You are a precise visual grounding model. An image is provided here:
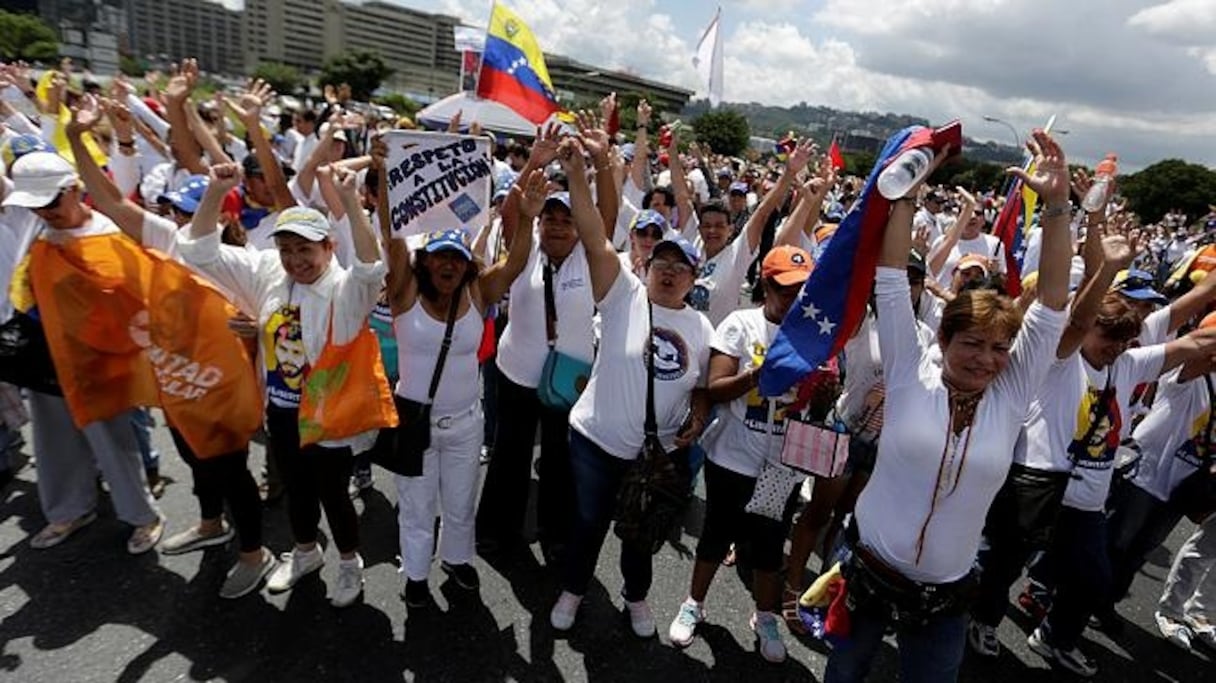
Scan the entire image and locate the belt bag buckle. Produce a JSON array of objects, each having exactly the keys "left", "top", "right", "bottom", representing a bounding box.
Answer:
[{"left": 435, "top": 415, "right": 453, "bottom": 429}]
